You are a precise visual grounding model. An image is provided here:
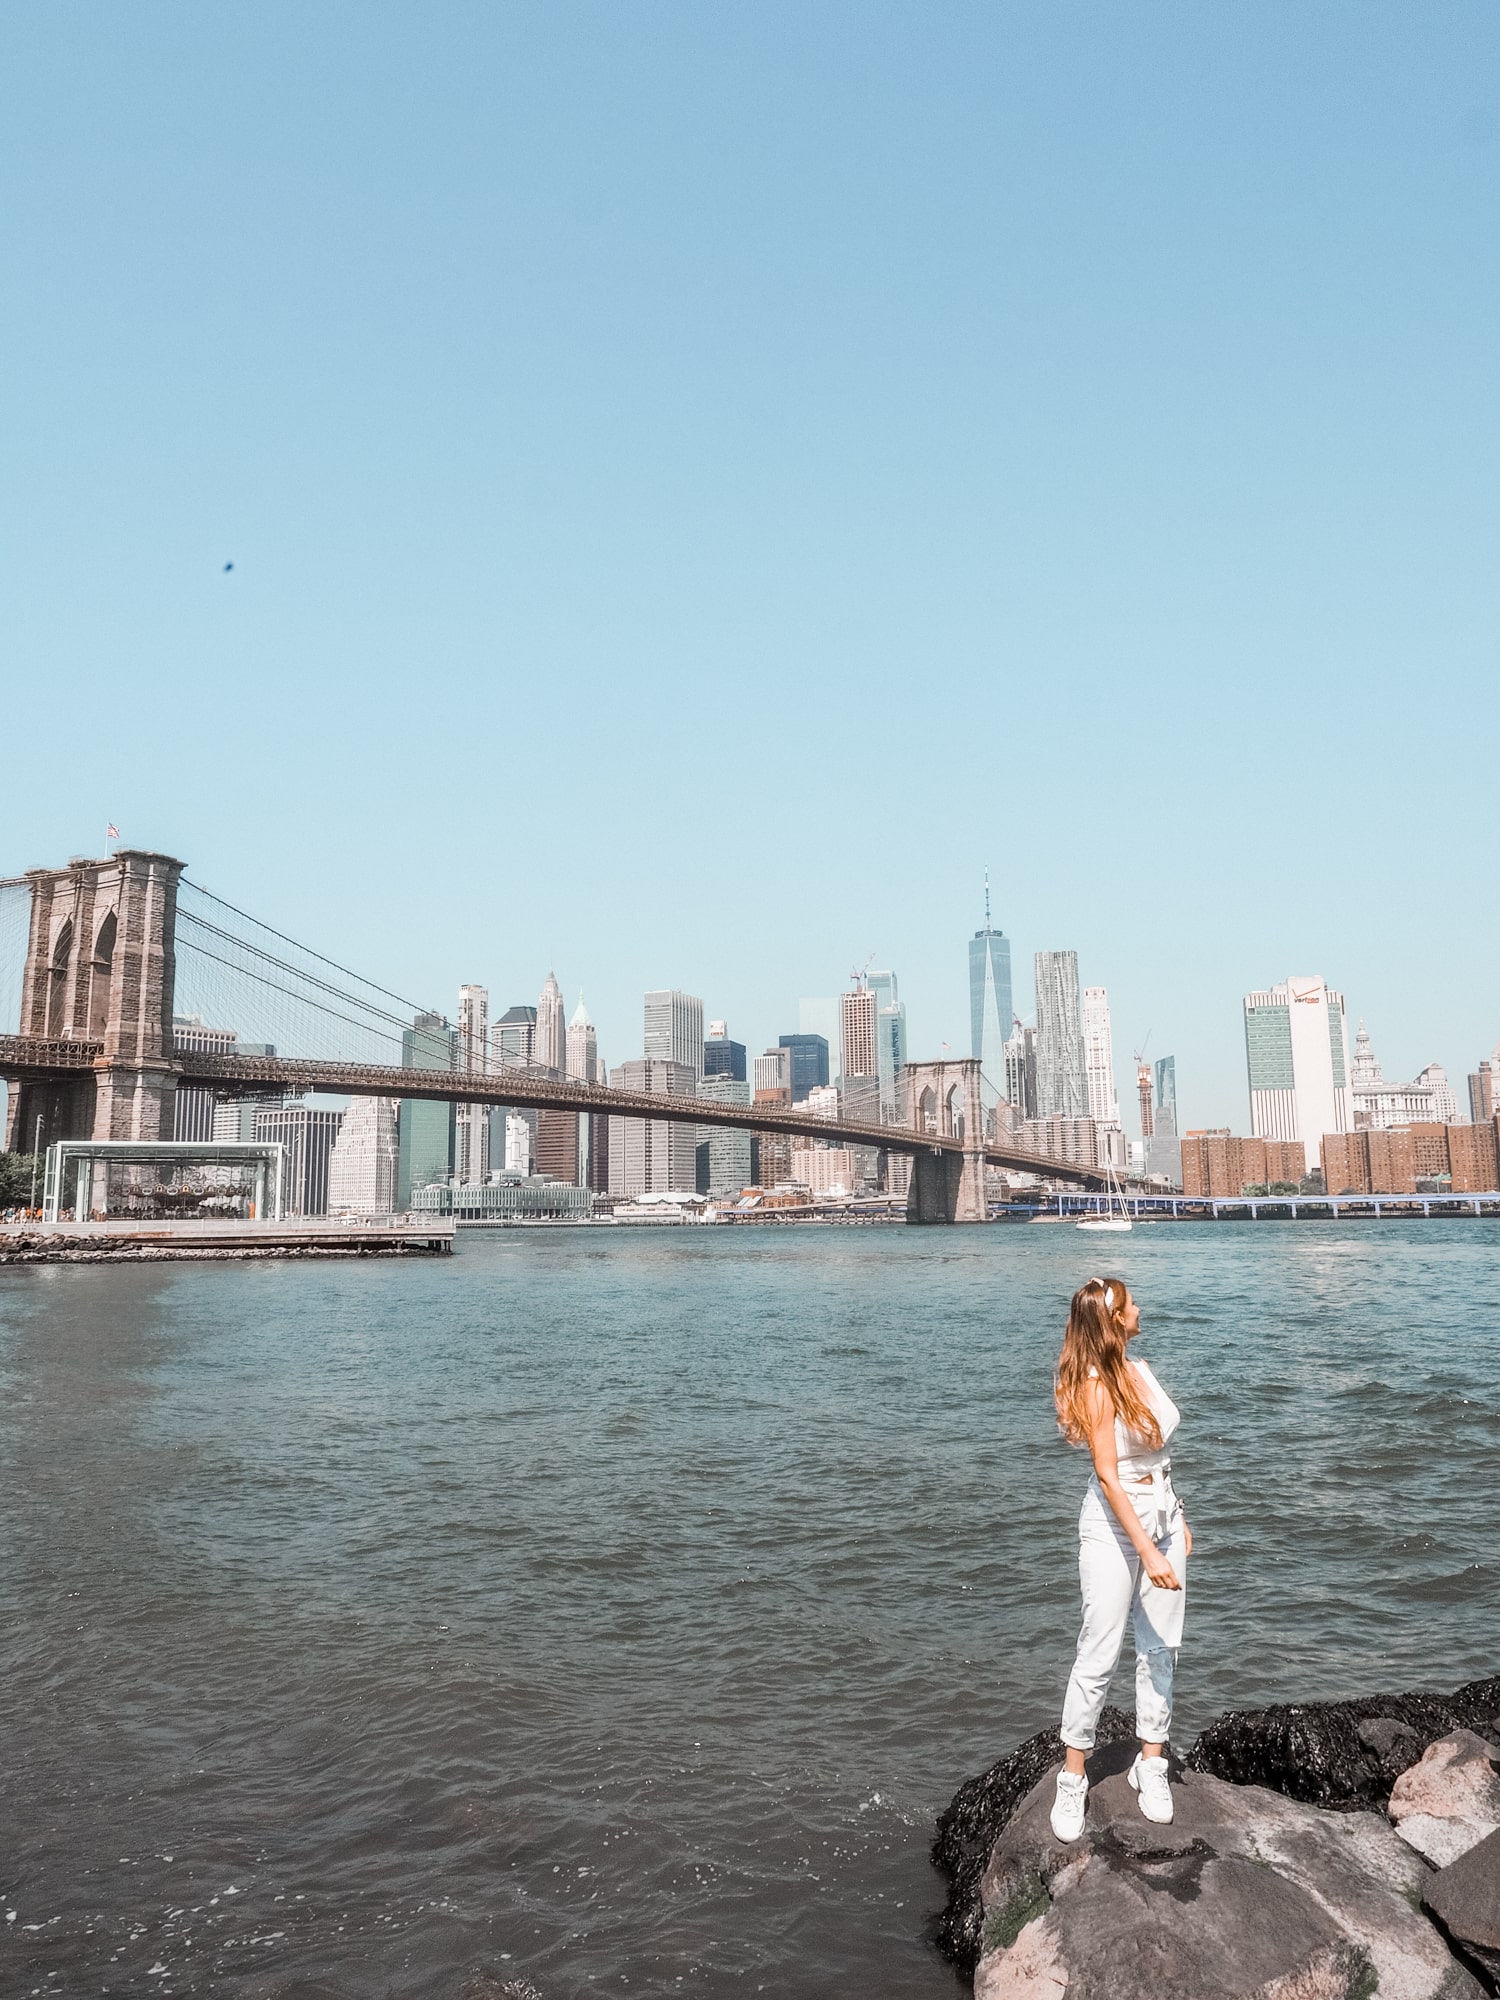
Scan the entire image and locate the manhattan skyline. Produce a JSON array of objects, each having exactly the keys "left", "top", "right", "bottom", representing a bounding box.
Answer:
[{"left": 3, "top": 5, "right": 1497, "bottom": 1128}]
